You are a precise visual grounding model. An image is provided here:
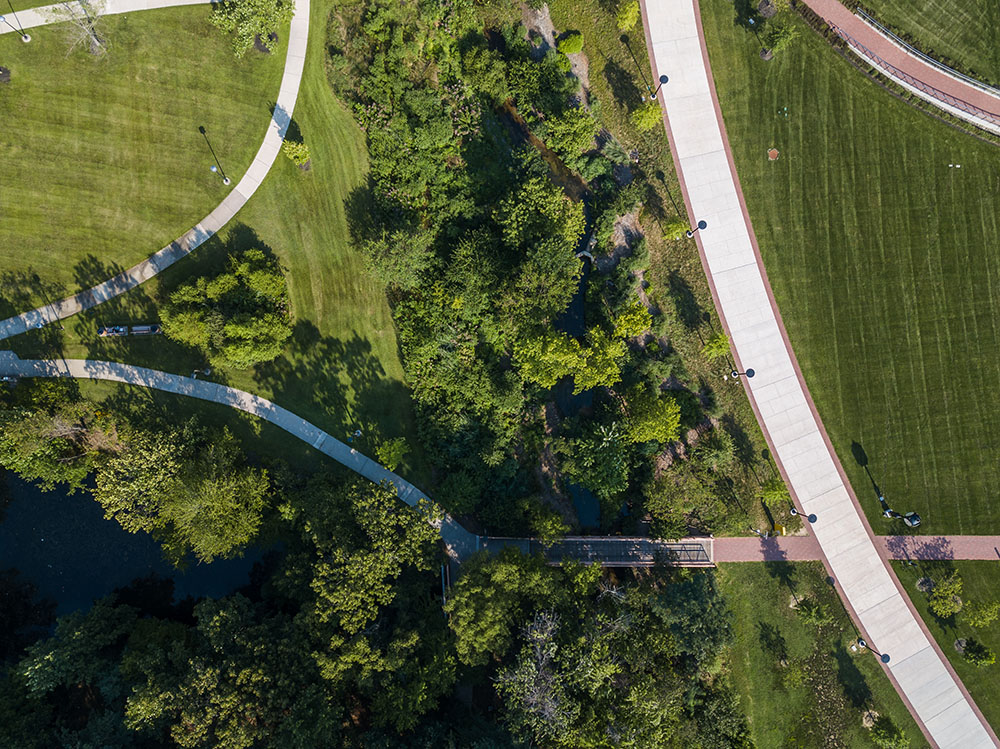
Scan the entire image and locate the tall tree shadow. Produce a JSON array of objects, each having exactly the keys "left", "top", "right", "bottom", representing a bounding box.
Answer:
[
  {"left": 603, "top": 58, "right": 644, "bottom": 110},
  {"left": 757, "top": 620, "right": 788, "bottom": 662},
  {"left": 832, "top": 643, "right": 872, "bottom": 709},
  {"left": 0, "top": 270, "right": 67, "bottom": 357},
  {"left": 667, "top": 270, "right": 704, "bottom": 331}
]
